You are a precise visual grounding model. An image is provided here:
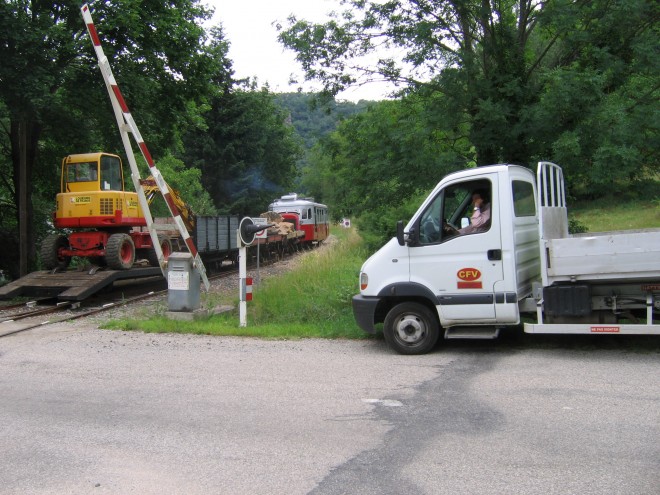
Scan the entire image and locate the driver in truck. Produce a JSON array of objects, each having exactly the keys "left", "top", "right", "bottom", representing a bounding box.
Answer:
[{"left": 444, "top": 189, "right": 491, "bottom": 236}]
